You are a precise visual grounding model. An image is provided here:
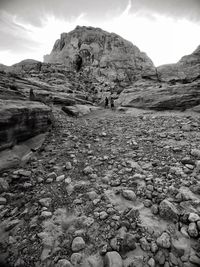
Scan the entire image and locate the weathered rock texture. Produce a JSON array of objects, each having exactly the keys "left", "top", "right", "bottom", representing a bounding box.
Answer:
[
  {"left": 157, "top": 45, "right": 200, "bottom": 82},
  {"left": 117, "top": 45, "right": 200, "bottom": 110},
  {"left": 44, "top": 26, "right": 156, "bottom": 86},
  {"left": 0, "top": 100, "right": 52, "bottom": 151},
  {"left": 117, "top": 79, "right": 200, "bottom": 110}
]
